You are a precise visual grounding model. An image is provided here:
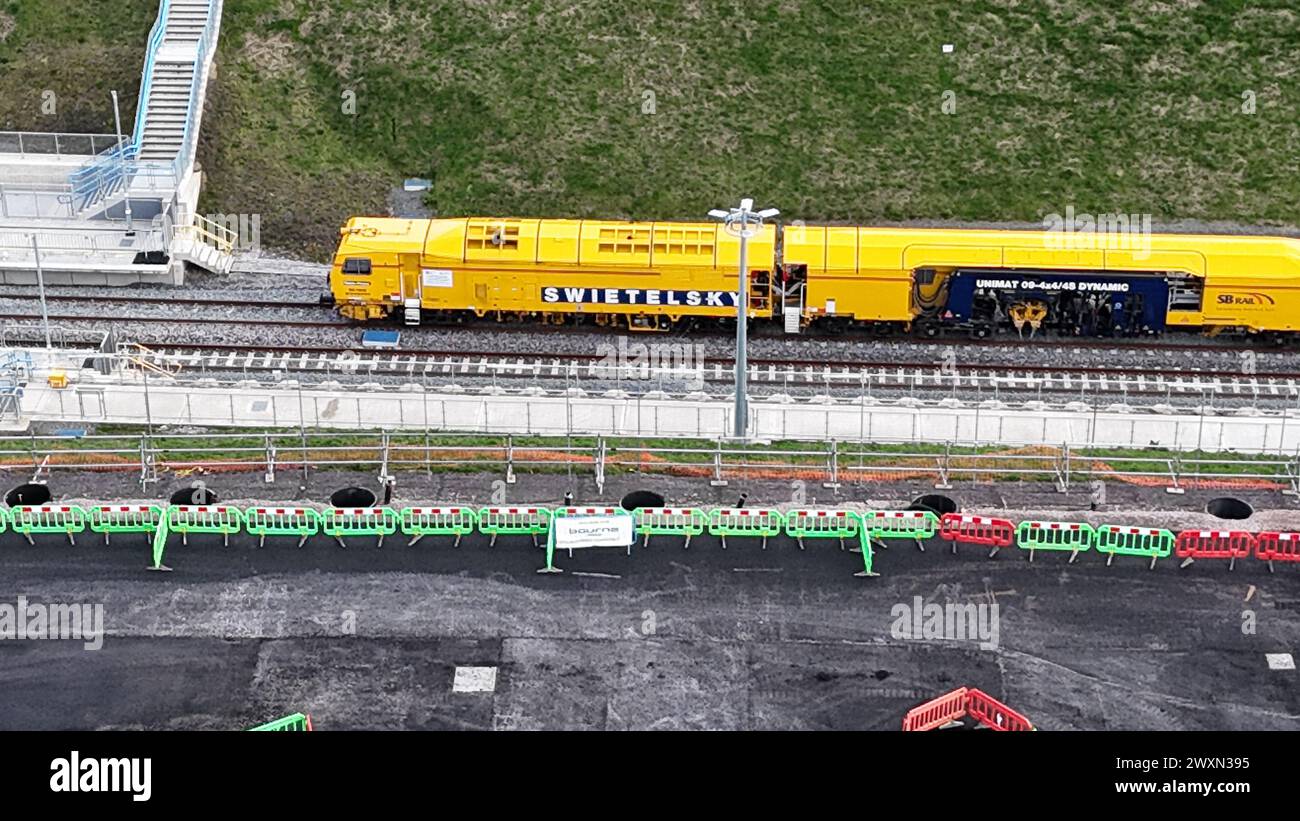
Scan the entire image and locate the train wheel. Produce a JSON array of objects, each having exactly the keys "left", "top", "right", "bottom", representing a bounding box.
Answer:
[{"left": 971, "top": 323, "right": 991, "bottom": 340}]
